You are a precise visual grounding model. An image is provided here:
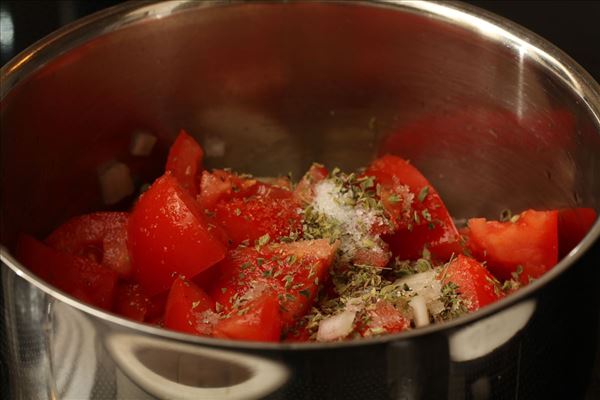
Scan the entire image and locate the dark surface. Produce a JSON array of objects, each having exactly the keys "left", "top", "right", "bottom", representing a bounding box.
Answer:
[{"left": 0, "top": 1, "right": 598, "bottom": 399}]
